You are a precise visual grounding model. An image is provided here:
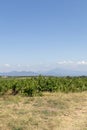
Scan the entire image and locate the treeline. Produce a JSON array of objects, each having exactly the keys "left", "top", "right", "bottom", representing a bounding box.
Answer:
[{"left": 0, "top": 76, "right": 87, "bottom": 96}]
